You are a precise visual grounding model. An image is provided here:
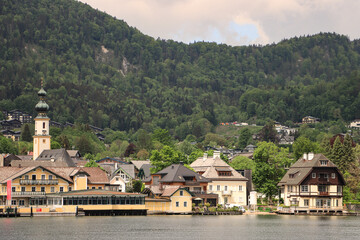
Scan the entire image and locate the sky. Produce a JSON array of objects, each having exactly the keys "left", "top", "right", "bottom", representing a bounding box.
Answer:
[{"left": 79, "top": 0, "right": 360, "bottom": 46}]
